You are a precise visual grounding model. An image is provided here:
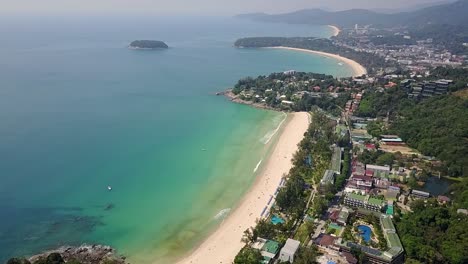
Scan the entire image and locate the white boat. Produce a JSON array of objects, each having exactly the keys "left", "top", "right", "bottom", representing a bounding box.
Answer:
[{"left": 107, "top": 186, "right": 112, "bottom": 191}]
